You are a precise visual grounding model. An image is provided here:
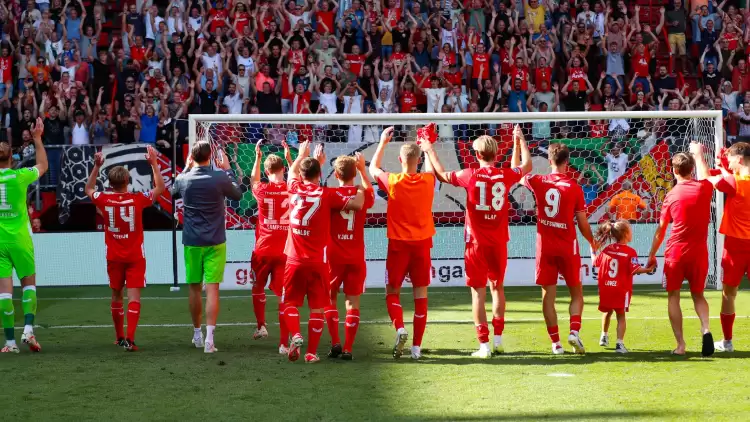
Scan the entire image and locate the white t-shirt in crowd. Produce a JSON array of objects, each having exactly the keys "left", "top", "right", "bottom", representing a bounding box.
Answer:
[{"left": 605, "top": 152, "right": 628, "bottom": 185}]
